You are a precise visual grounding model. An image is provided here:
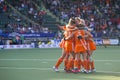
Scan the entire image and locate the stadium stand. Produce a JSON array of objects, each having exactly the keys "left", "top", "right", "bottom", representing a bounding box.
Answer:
[
  {"left": 4, "top": 0, "right": 60, "bottom": 32},
  {"left": 0, "top": 0, "right": 120, "bottom": 46},
  {"left": 42, "top": 0, "right": 120, "bottom": 38}
]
